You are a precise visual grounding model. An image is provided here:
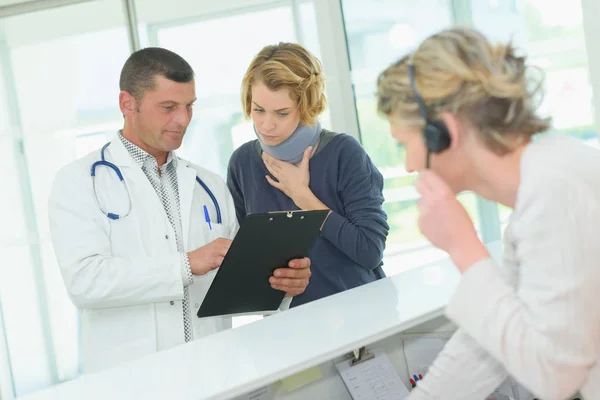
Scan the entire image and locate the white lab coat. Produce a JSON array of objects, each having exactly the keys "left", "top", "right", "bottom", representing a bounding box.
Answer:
[{"left": 48, "top": 137, "right": 285, "bottom": 374}]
